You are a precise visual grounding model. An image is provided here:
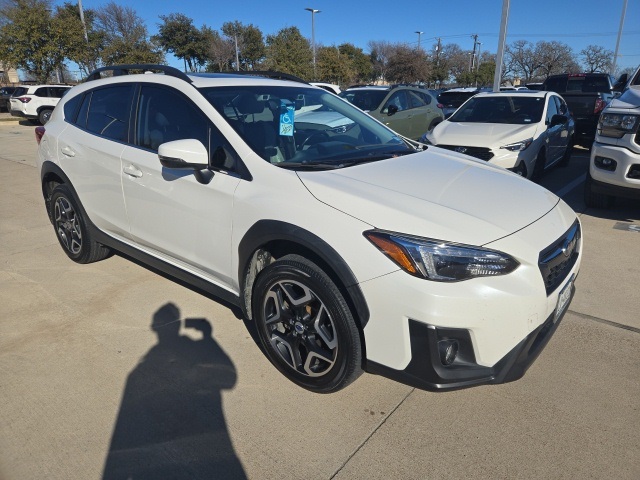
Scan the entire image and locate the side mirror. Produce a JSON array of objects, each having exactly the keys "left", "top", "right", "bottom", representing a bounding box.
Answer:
[
  {"left": 613, "top": 73, "right": 628, "bottom": 92},
  {"left": 549, "top": 114, "right": 568, "bottom": 127},
  {"left": 158, "top": 139, "right": 209, "bottom": 170},
  {"left": 387, "top": 104, "right": 399, "bottom": 116}
]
